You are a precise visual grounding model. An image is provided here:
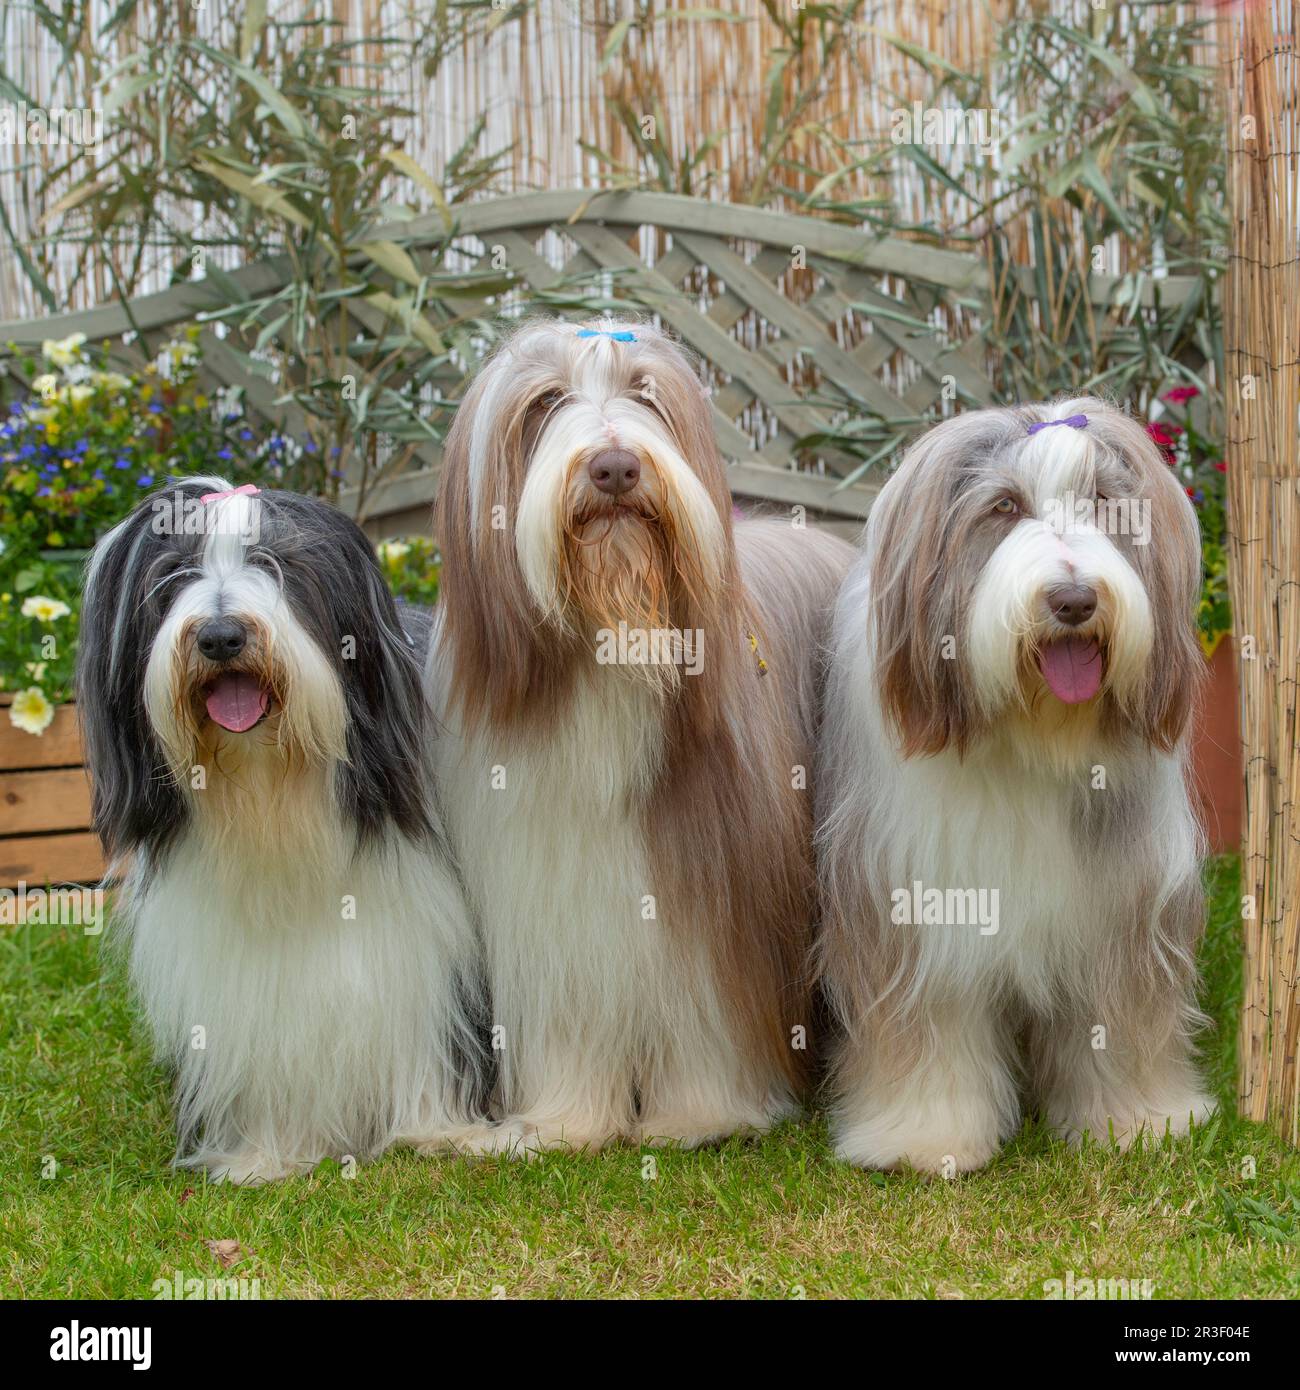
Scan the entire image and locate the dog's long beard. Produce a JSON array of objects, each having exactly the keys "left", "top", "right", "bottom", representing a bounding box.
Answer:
[
  {"left": 557, "top": 483, "right": 714, "bottom": 696},
  {"left": 155, "top": 621, "right": 349, "bottom": 874}
]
